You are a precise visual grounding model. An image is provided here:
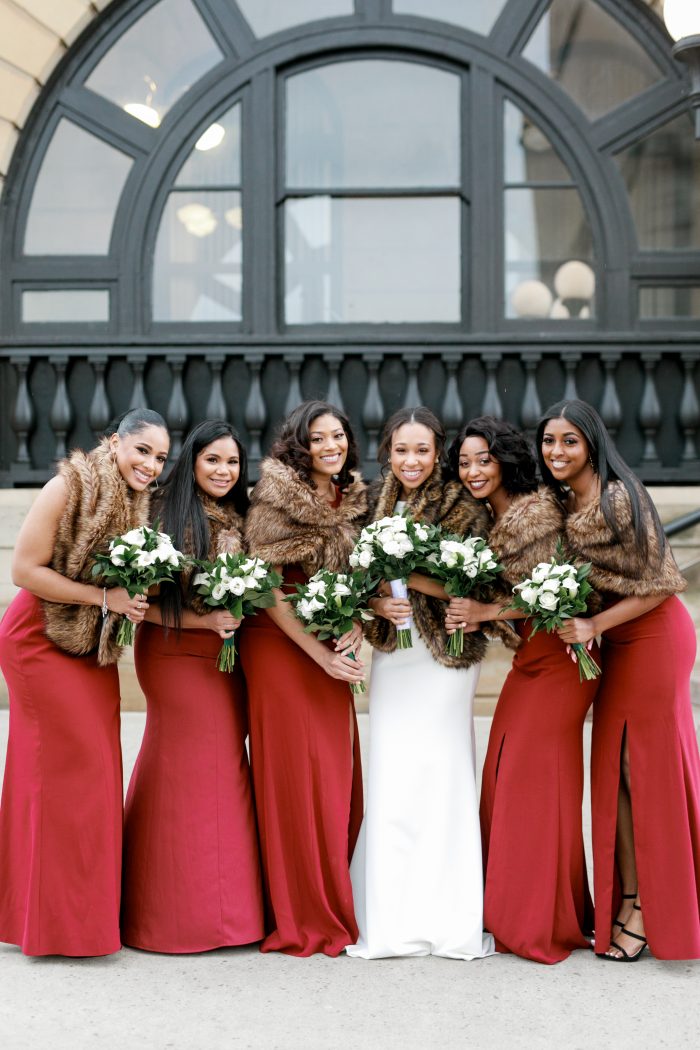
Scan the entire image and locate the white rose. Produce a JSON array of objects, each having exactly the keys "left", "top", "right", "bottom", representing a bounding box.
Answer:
[
  {"left": 135, "top": 550, "right": 158, "bottom": 567},
  {"left": 110, "top": 544, "right": 128, "bottom": 566},
  {"left": 226, "top": 577, "right": 245, "bottom": 596},
  {"left": 531, "top": 566, "right": 549, "bottom": 583},
  {"left": 541, "top": 579, "right": 561, "bottom": 593},
  {"left": 349, "top": 552, "right": 360, "bottom": 567},
  {"left": 333, "top": 583, "right": 351, "bottom": 596},
  {"left": 538, "top": 591, "right": 559, "bottom": 611},
  {"left": 212, "top": 582, "right": 227, "bottom": 601},
  {"left": 253, "top": 563, "right": 268, "bottom": 579},
  {"left": 382, "top": 540, "right": 401, "bottom": 556},
  {"left": 307, "top": 580, "right": 327, "bottom": 596},
  {"left": 414, "top": 524, "right": 428, "bottom": 541},
  {"left": 240, "top": 575, "right": 259, "bottom": 590},
  {"left": 519, "top": 585, "right": 539, "bottom": 607},
  {"left": 465, "top": 564, "right": 478, "bottom": 579},
  {"left": 297, "top": 598, "right": 314, "bottom": 621},
  {"left": 307, "top": 595, "right": 325, "bottom": 613},
  {"left": 358, "top": 549, "right": 373, "bottom": 568},
  {"left": 563, "top": 578, "right": 579, "bottom": 595},
  {"left": 192, "top": 572, "right": 209, "bottom": 587},
  {"left": 239, "top": 558, "right": 255, "bottom": 572},
  {"left": 121, "top": 528, "right": 147, "bottom": 548}
]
